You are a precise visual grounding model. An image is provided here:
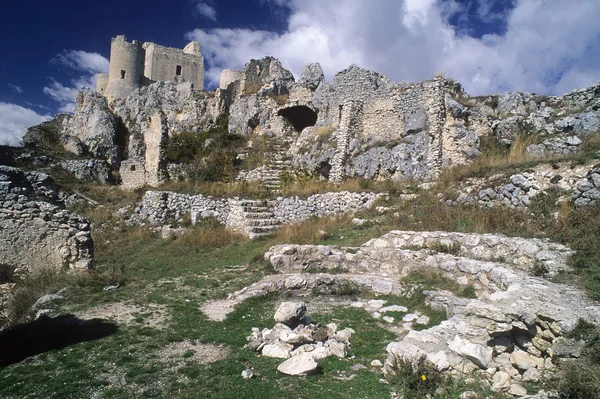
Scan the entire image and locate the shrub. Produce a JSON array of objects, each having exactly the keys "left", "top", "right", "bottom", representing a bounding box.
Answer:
[
  {"left": 557, "top": 364, "right": 600, "bottom": 399},
  {"left": 387, "top": 355, "right": 443, "bottom": 399}
]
